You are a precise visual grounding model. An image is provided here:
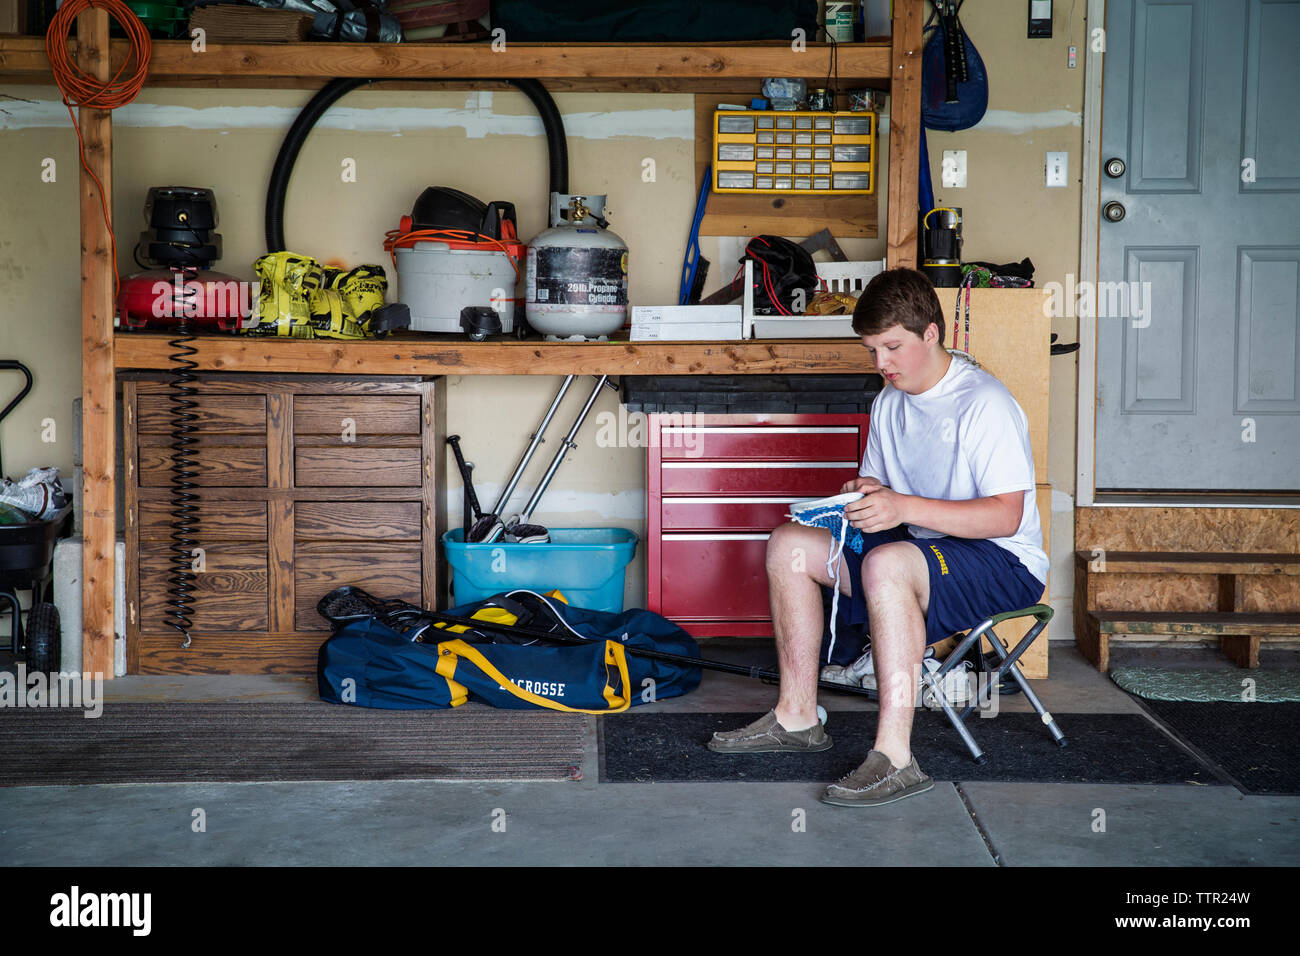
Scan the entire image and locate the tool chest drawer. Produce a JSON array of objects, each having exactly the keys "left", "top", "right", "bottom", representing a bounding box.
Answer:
[
  {"left": 660, "top": 497, "right": 808, "bottom": 532},
  {"left": 659, "top": 460, "right": 859, "bottom": 495},
  {"left": 658, "top": 425, "right": 861, "bottom": 461},
  {"left": 123, "top": 374, "right": 447, "bottom": 675},
  {"left": 647, "top": 412, "right": 870, "bottom": 638}
]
